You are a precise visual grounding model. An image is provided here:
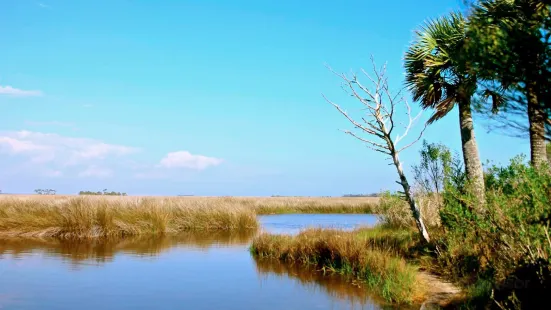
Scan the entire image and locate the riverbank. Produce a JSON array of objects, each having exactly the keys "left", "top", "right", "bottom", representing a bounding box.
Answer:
[
  {"left": 250, "top": 226, "right": 463, "bottom": 307},
  {"left": 0, "top": 195, "right": 378, "bottom": 239}
]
